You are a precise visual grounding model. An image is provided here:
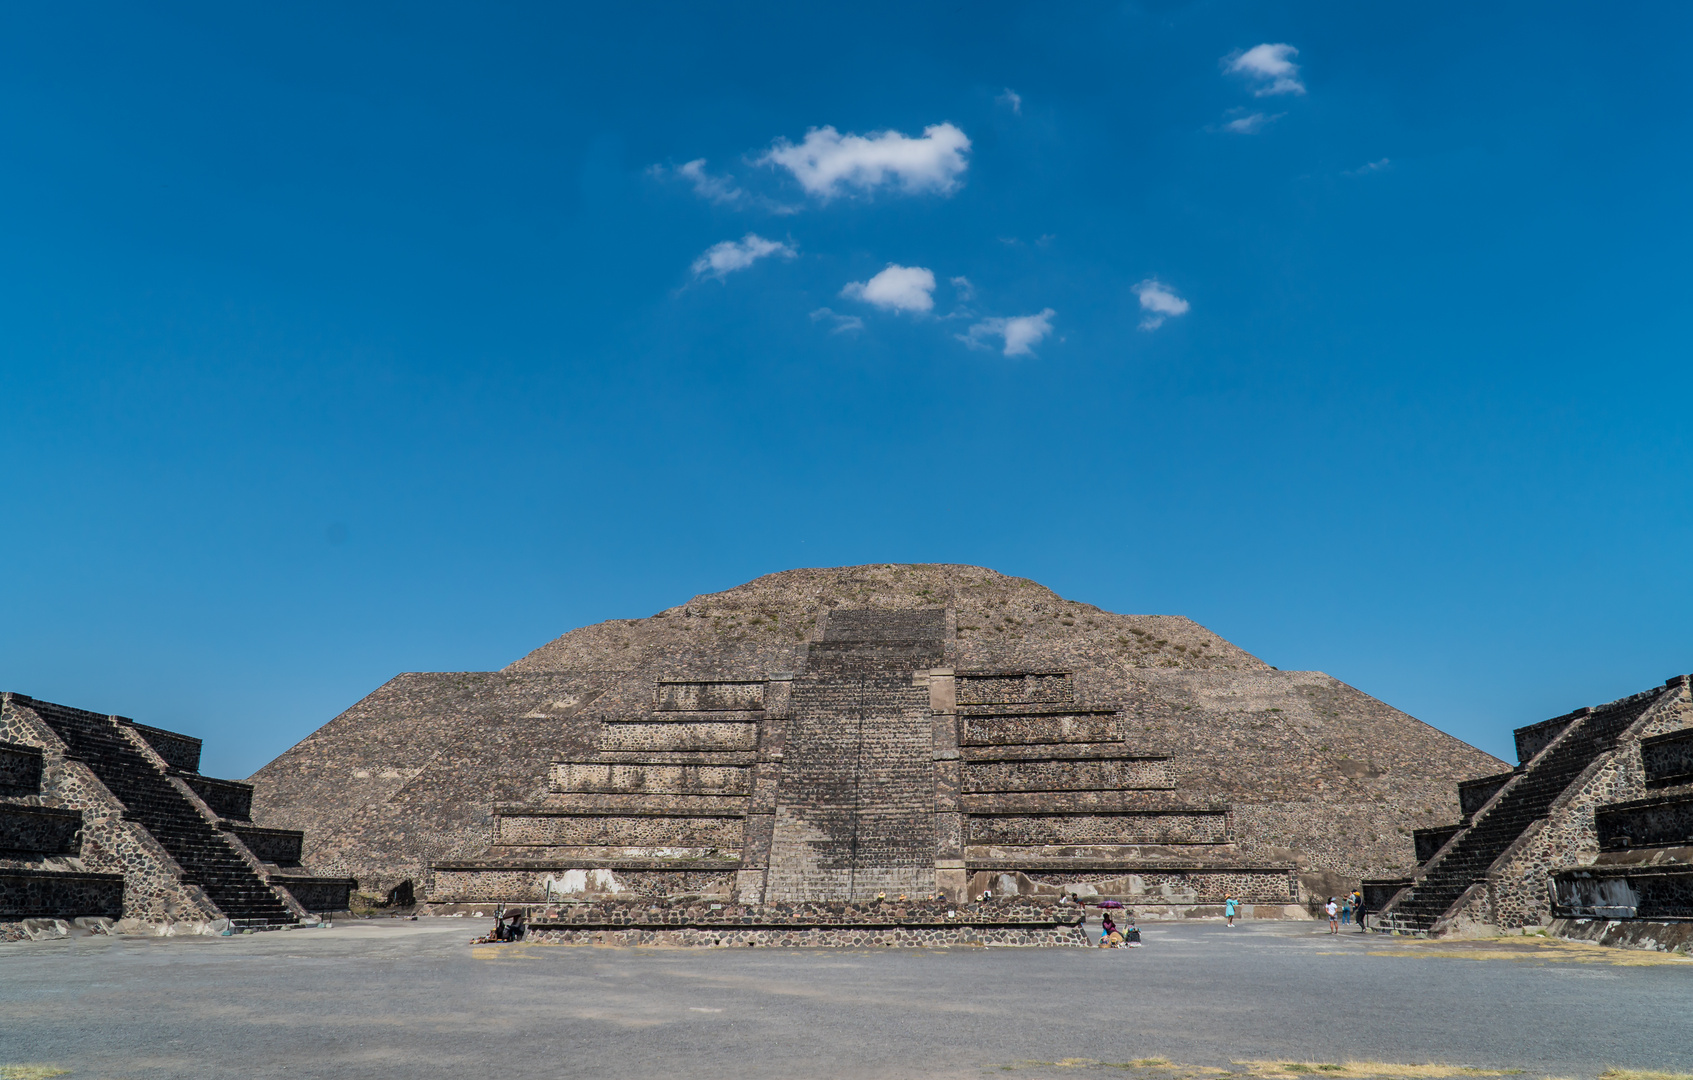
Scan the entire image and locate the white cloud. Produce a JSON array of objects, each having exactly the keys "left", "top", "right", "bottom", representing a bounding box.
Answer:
[
  {"left": 1133, "top": 280, "right": 1190, "bottom": 330},
  {"left": 1346, "top": 158, "right": 1392, "bottom": 176},
  {"left": 841, "top": 264, "right": 937, "bottom": 313},
  {"left": 960, "top": 309, "right": 1056, "bottom": 357},
  {"left": 809, "top": 307, "right": 864, "bottom": 334},
  {"left": 761, "top": 123, "right": 971, "bottom": 199},
  {"left": 690, "top": 234, "right": 796, "bottom": 280},
  {"left": 1220, "top": 110, "right": 1283, "bottom": 134},
  {"left": 676, "top": 159, "right": 743, "bottom": 204},
  {"left": 950, "top": 276, "right": 975, "bottom": 301},
  {"left": 996, "top": 88, "right": 1023, "bottom": 115},
  {"left": 1225, "top": 43, "right": 1306, "bottom": 97}
]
